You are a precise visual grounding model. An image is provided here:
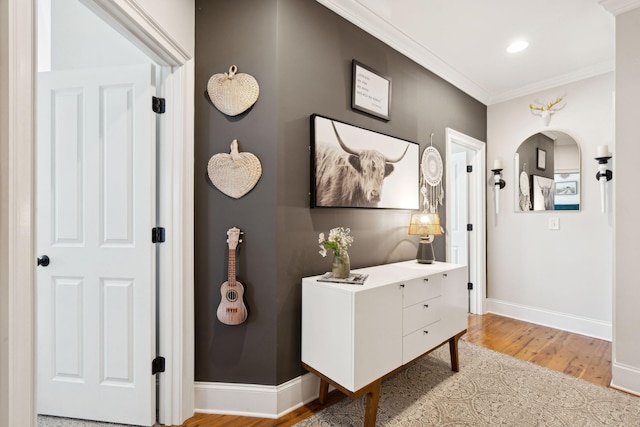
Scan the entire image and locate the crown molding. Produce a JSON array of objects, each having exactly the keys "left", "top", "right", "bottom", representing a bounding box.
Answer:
[
  {"left": 598, "top": 0, "right": 640, "bottom": 15},
  {"left": 80, "top": 0, "right": 192, "bottom": 66},
  {"left": 317, "top": 0, "right": 618, "bottom": 105},
  {"left": 315, "top": 0, "right": 491, "bottom": 104},
  {"left": 488, "top": 60, "right": 615, "bottom": 105}
]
